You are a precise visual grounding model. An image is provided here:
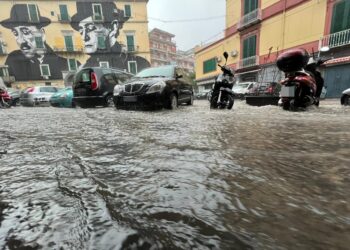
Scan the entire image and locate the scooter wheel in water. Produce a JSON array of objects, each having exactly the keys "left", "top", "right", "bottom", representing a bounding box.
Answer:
[
  {"left": 227, "top": 96, "right": 234, "bottom": 110},
  {"left": 210, "top": 95, "right": 219, "bottom": 109}
]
